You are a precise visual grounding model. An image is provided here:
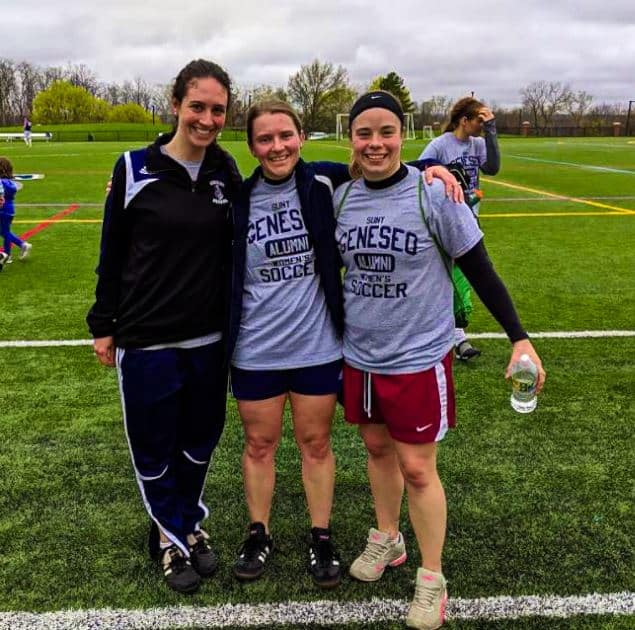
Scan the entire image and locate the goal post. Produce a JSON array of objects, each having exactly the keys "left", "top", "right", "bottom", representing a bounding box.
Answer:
[
  {"left": 336, "top": 112, "right": 416, "bottom": 140},
  {"left": 335, "top": 113, "right": 349, "bottom": 140},
  {"left": 404, "top": 113, "right": 415, "bottom": 140},
  {"left": 422, "top": 125, "right": 434, "bottom": 139}
]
